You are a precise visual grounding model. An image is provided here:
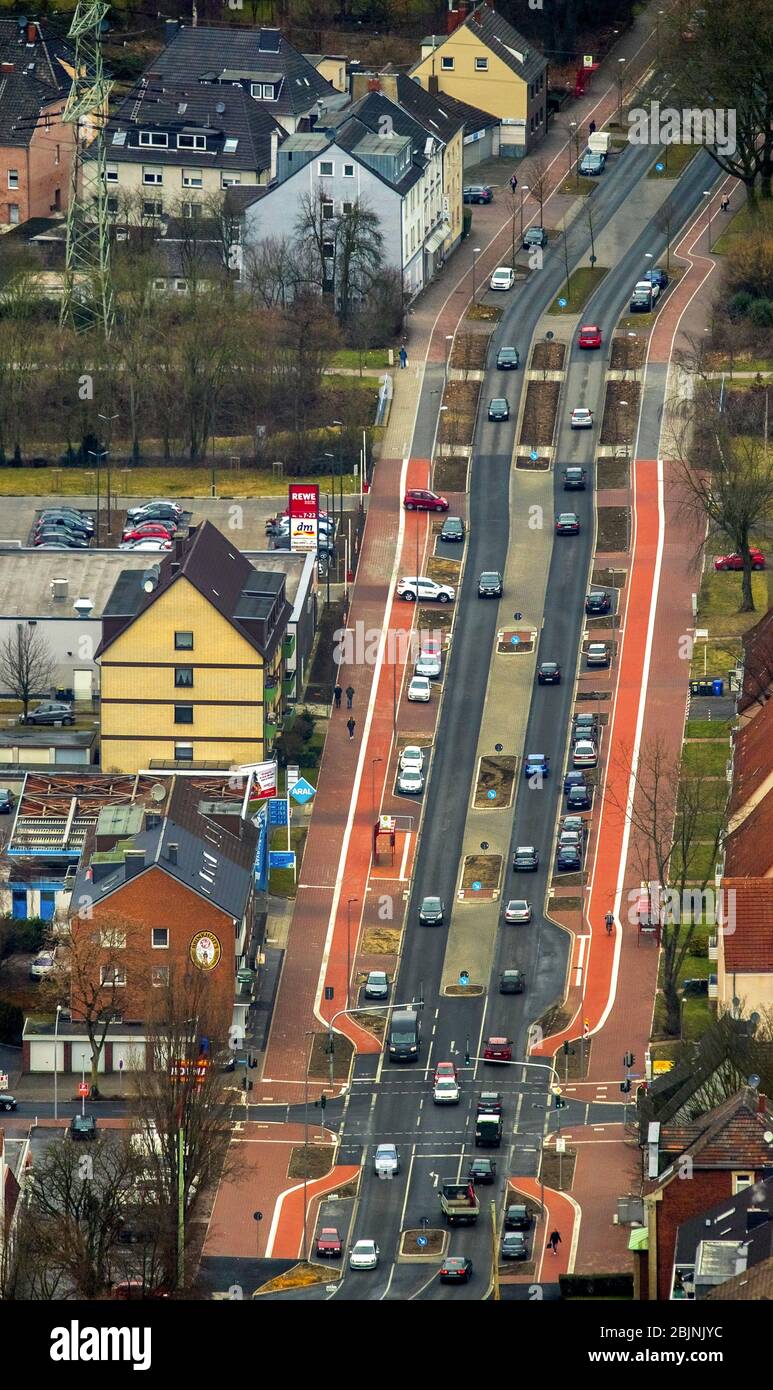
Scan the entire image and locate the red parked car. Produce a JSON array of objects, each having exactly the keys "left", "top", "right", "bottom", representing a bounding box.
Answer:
[
  {"left": 578, "top": 324, "right": 602, "bottom": 349},
  {"left": 403, "top": 488, "right": 449, "bottom": 512},
  {"left": 315, "top": 1226, "right": 342, "bottom": 1258},
  {"left": 121, "top": 524, "right": 177, "bottom": 543},
  {"left": 714, "top": 549, "right": 766, "bottom": 571},
  {"left": 483, "top": 1037, "right": 512, "bottom": 1063}
]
